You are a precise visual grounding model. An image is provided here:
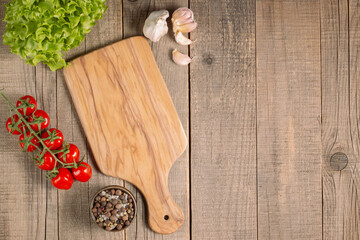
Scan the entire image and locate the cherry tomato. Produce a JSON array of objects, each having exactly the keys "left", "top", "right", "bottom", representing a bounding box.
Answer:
[
  {"left": 41, "top": 128, "right": 63, "bottom": 150},
  {"left": 51, "top": 168, "right": 74, "bottom": 190},
  {"left": 19, "top": 131, "right": 40, "bottom": 152},
  {"left": 72, "top": 162, "right": 92, "bottom": 182},
  {"left": 36, "top": 151, "right": 58, "bottom": 170},
  {"left": 16, "top": 95, "right": 37, "bottom": 116},
  {"left": 28, "top": 110, "right": 50, "bottom": 131},
  {"left": 58, "top": 143, "right": 80, "bottom": 164},
  {"left": 6, "top": 114, "right": 25, "bottom": 135}
]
